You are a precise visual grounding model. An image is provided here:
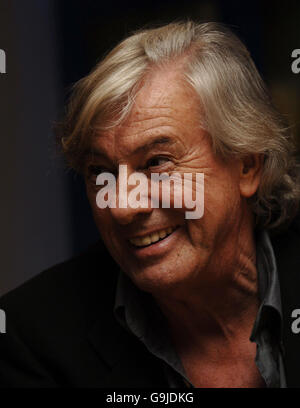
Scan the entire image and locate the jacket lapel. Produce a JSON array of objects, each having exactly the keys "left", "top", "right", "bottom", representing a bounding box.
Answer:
[
  {"left": 272, "top": 222, "right": 300, "bottom": 387},
  {"left": 88, "top": 315, "right": 167, "bottom": 387}
]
